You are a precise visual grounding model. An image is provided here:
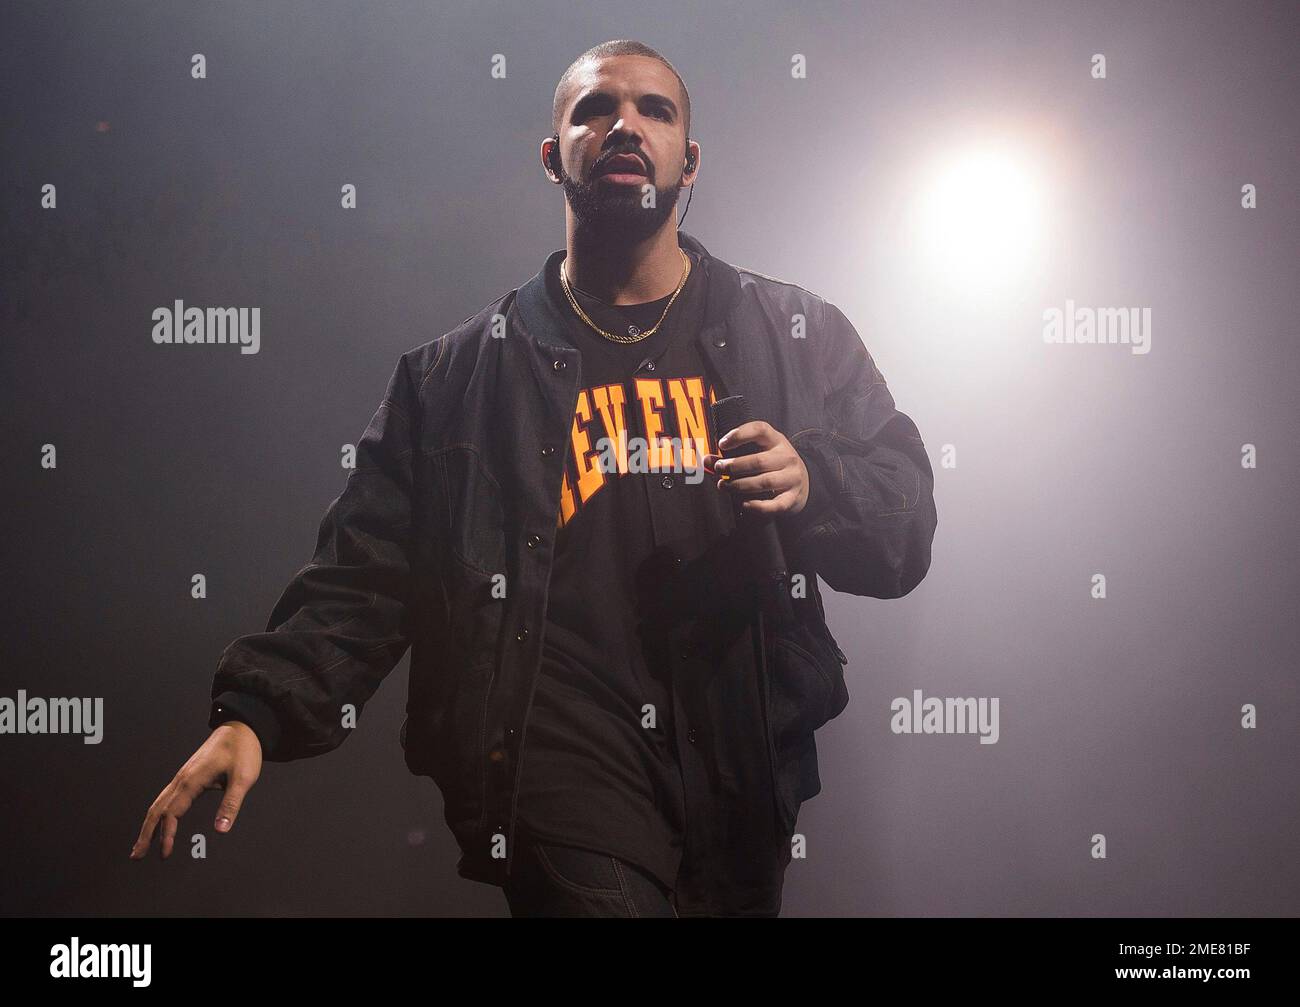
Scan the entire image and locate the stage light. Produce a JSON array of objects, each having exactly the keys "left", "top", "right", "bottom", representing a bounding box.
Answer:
[{"left": 913, "top": 144, "right": 1045, "bottom": 295}]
